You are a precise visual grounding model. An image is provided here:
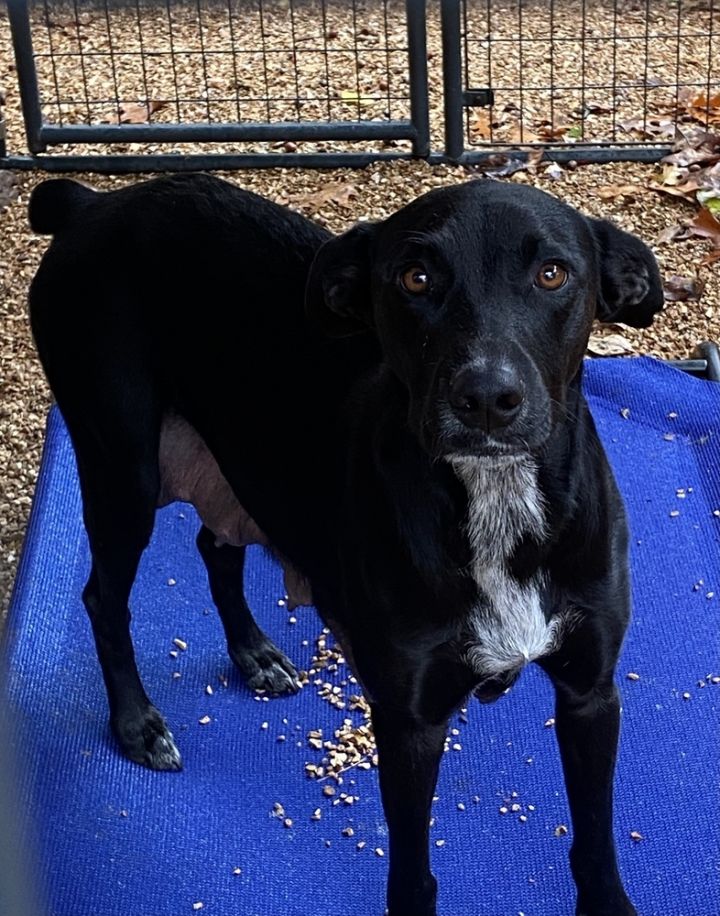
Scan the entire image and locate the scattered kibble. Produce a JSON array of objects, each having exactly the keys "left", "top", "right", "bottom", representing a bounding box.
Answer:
[
  {"left": 192, "top": 904, "right": 203, "bottom": 912},
  {"left": 375, "top": 848, "right": 384, "bottom": 857},
  {"left": 342, "top": 827, "right": 354, "bottom": 837},
  {"left": 173, "top": 638, "right": 187, "bottom": 651},
  {"left": 457, "top": 802, "right": 466, "bottom": 811},
  {"left": 283, "top": 818, "right": 293, "bottom": 828},
  {"left": 357, "top": 841, "right": 366, "bottom": 850},
  {"left": 630, "top": 831, "right": 644, "bottom": 842},
  {"left": 435, "top": 839, "right": 446, "bottom": 847},
  {"left": 626, "top": 672, "right": 640, "bottom": 681},
  {"left": 198, "top": 715, "right": 211, "bottom": 725},
  {"left": 544, "top": 717, "right": 555, "bottom": 728},
  {"left": 232, "top": 868, "right": 242, "bottom": 876},
  {"left": 555, "top": 825, "right": 568, "bottom": 837},
  {"left": 167, "top": 578, "right": 176, "bottom": 586},
  {"left": 620, "top": 407, "right": 631, "bottom": 419}
]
